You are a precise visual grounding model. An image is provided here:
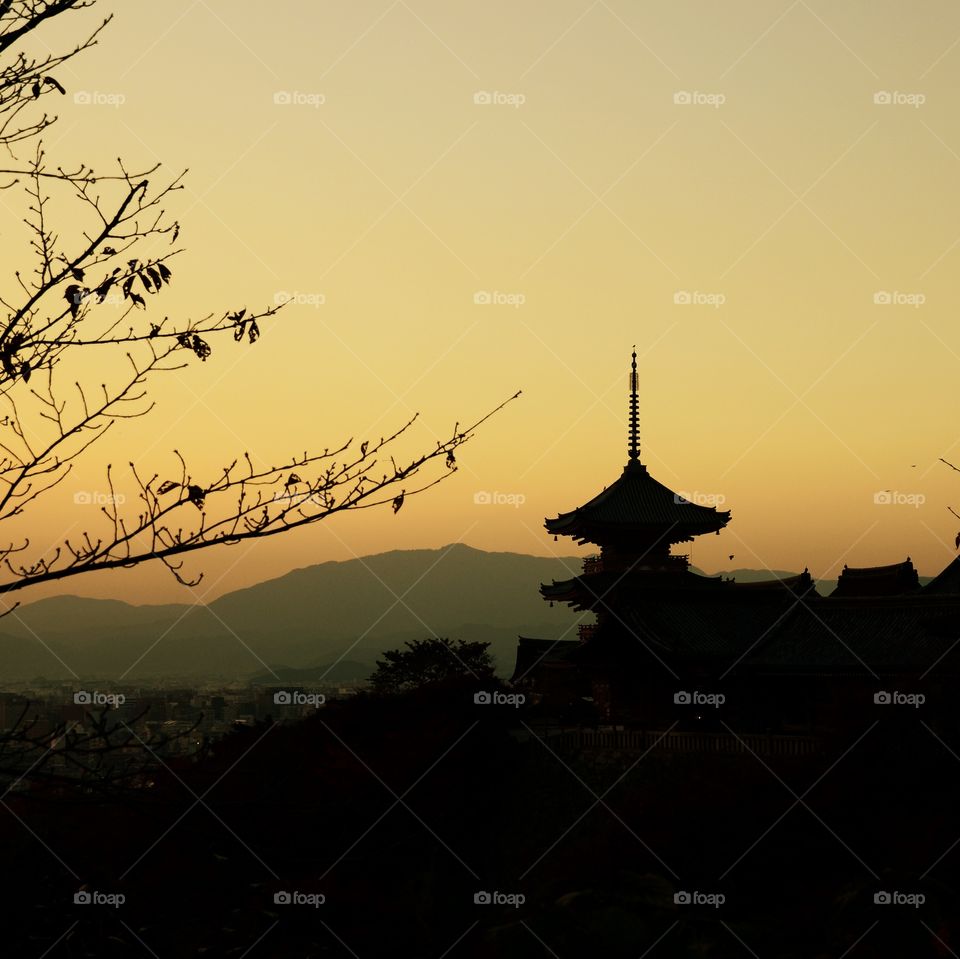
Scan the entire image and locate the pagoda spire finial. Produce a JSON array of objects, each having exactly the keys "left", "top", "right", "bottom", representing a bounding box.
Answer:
[{"left": 628, "top": 346, "right": 640, "bottom": 462}]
